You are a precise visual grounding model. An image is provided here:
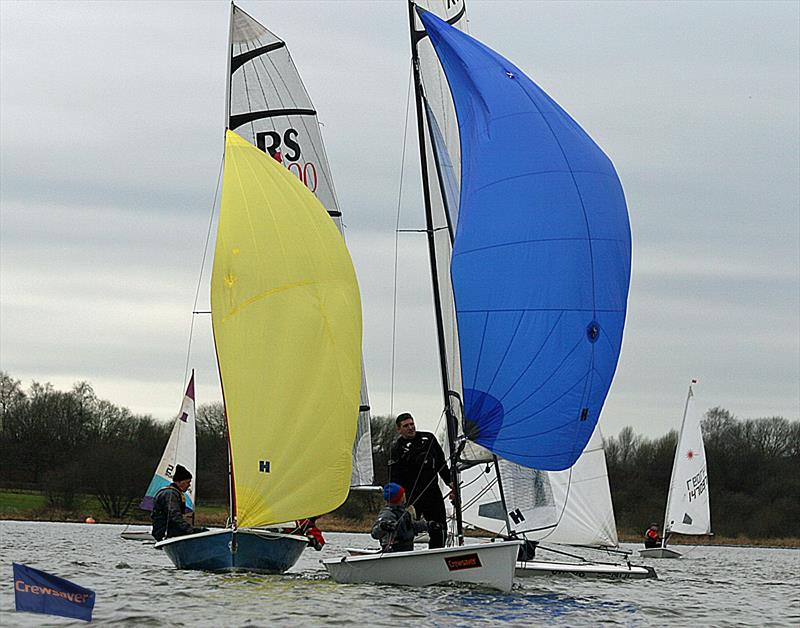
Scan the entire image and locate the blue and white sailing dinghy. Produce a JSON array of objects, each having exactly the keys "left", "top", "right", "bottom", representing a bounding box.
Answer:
[
  {"left": 640, "top": 380, "right": 711, "bottom": 559},
  {"left": 325, "top": 0, "right": 632, "bottom": 591},
  {"left": 155, "top": 4, "right": 364, "bottom": 574},
  {"left": 121, "top": 372, "right": 197, "bottom": 542}
]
